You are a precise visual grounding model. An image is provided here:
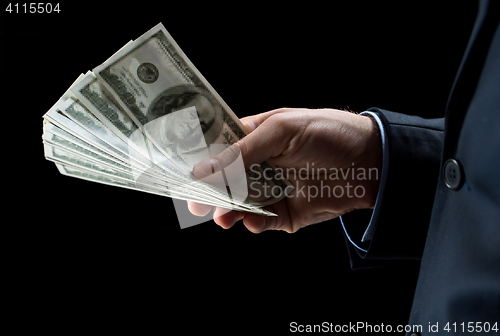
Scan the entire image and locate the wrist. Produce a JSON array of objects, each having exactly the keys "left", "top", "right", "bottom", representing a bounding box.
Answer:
[{"left": 354, "top": 114, "right": 383, "bottom": 209}]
